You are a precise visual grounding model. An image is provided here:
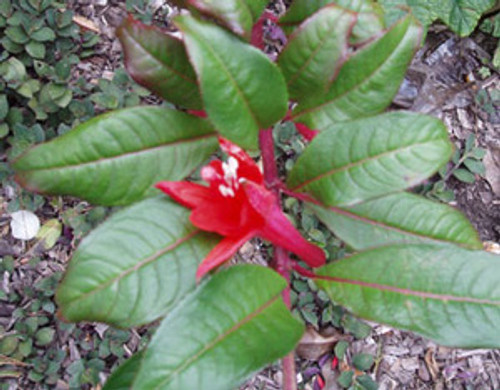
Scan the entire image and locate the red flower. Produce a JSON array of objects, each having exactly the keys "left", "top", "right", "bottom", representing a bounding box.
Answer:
[{"left": 156, "top": 137, "right": 325, "bottom": 280}]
